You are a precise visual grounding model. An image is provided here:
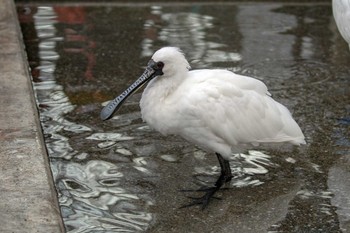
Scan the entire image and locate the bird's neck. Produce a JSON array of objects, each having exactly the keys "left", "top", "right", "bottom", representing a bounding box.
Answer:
[
  {"left": 140, "top": 69, "right": 187, "bottom": 134},
  {"left": 144, "top": 69, "right": 187, "bottom": 100}
]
